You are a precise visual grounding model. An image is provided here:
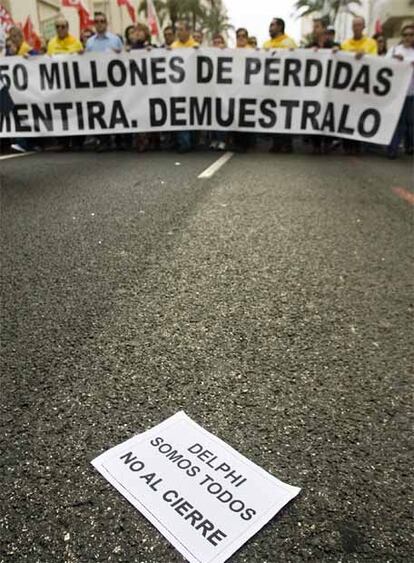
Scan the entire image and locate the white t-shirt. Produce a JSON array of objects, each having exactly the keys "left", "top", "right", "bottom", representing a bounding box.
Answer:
[{"left": 387, "top": 44, "right": 414, "bottom": 96}]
